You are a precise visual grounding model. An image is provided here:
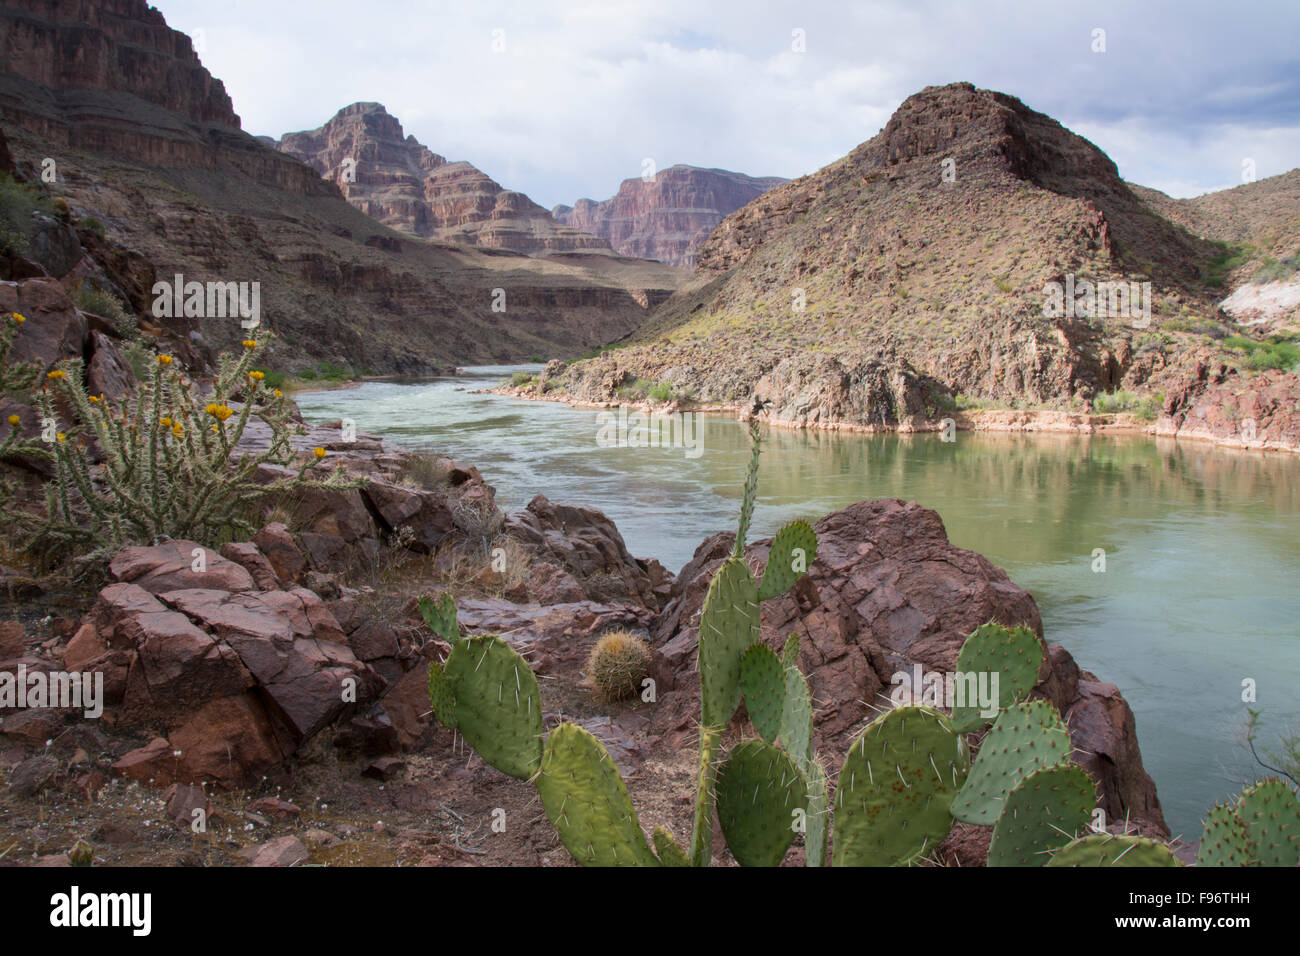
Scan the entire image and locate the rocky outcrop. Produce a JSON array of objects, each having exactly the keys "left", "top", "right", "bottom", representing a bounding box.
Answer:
[
  {"left": 1159, "top": 364, "right": 1300, "bottom": 452},
  {"left": 554, "top": 166, "right": 786, "bottom": 268},
  {"left": 647, "top": 498, "right": 1169, "bottom": 851},
  {"left": 0, "top": 0, "right": 332, "bottom": 195},
  {"left": 0, "top": 4, "right": 685, "bottom": 368},
  {"left": 503, "top": 494, "right": 670, "bottom": 609},
  {"left": 547, "top": 82, "right": 1232, "bottom": 424},
  {"left": 277, "top": 103, "right": 611, "bottom": 254}
]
